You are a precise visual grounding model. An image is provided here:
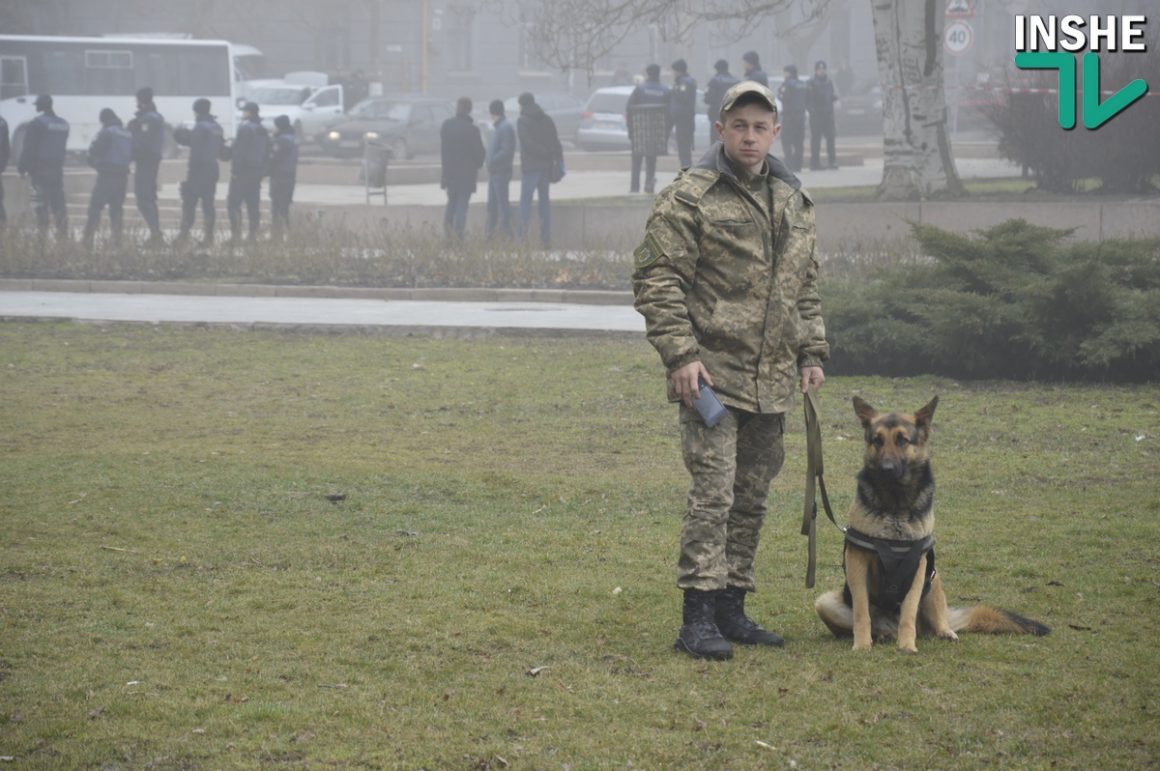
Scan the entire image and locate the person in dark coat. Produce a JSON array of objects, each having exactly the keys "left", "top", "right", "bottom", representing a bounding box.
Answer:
[
  {"left": 82, "top": 108, "right": 133, "bottom": 248},
  {"left": 174, "top": 98, "right": 224, "bottom": 247},
  {"left": 0, "top": 116, "right": 9, "bottom": 226},
  {"left": 778, "top": 64, "right": 808, "bottom": 172},
  {"left": 439, "top": 96, "right": 486, "bottom": 240},
  {"left": 18, "top": 94, "right": 70, "bottom": 239},
  {"left": 626, "top": 64, "right": 670, "bottom": 194},
  {"left": 742, "top": 51, "right": 769, "bottom": 88},
  {"left": 485, "top": 98, "right": 516, "bottom": 240},
  {"left": 808, "top": 59, "right": 839, "bottom": 170},
  {"left": 516, "top": 92, "right": 563, "bottom": 247},
  {"left": 669, "top": 58, "right": 697, "bottom": 169},
  {"left": 128, "top": 86, "right": 165, "bottom": 245},
  {"left": 227, "top": 101, "right": 269, "bottom": 242},
  {"left": 268, "top": 115, "right": 299, "bottom": 241},
  {"left": 703, "top": 59, "right": 738, "bottom": 146}
]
